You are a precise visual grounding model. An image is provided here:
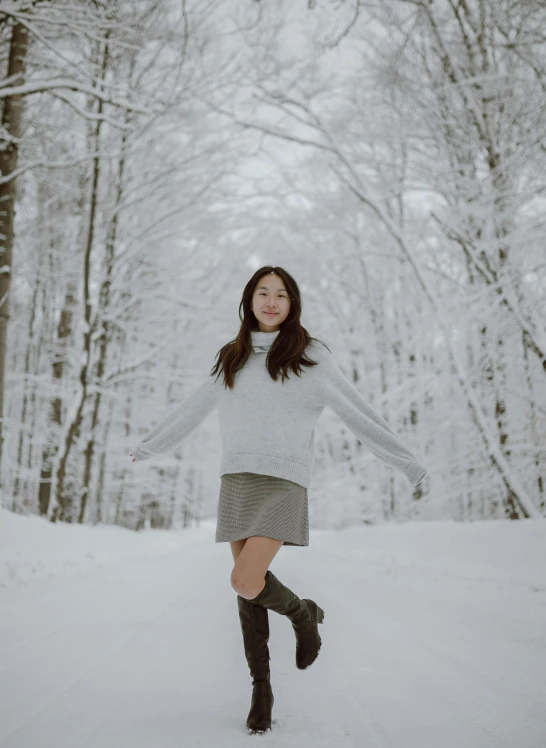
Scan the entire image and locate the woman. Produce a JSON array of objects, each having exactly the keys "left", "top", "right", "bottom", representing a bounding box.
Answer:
[{"left": 131, "top": 265, "right": 428, "bottom": 735}]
